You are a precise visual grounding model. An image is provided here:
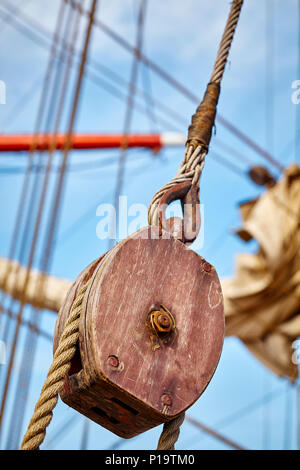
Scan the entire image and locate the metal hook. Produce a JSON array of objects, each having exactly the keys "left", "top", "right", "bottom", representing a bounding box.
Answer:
[{"left": 157, "top": 181, "right": 201, "bottom": 245}]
